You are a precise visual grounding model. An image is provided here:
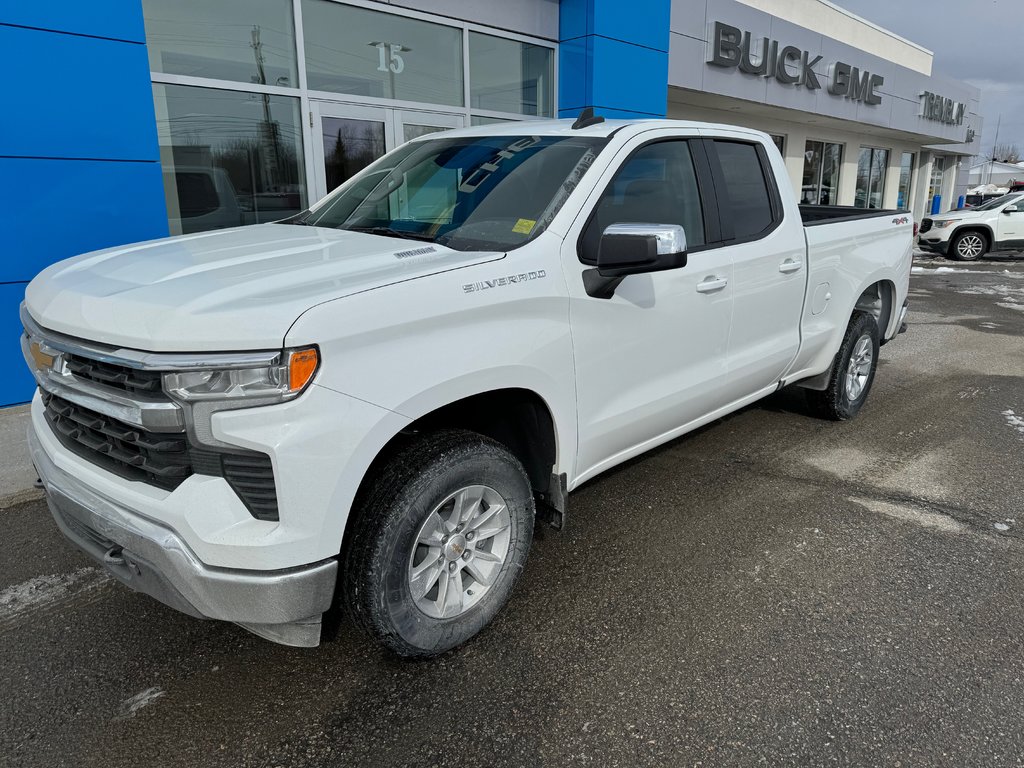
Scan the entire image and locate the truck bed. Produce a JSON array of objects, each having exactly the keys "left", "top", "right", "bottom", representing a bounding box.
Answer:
[{"left": 800, "top": 205, "right": 906, "bottom": 226}]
